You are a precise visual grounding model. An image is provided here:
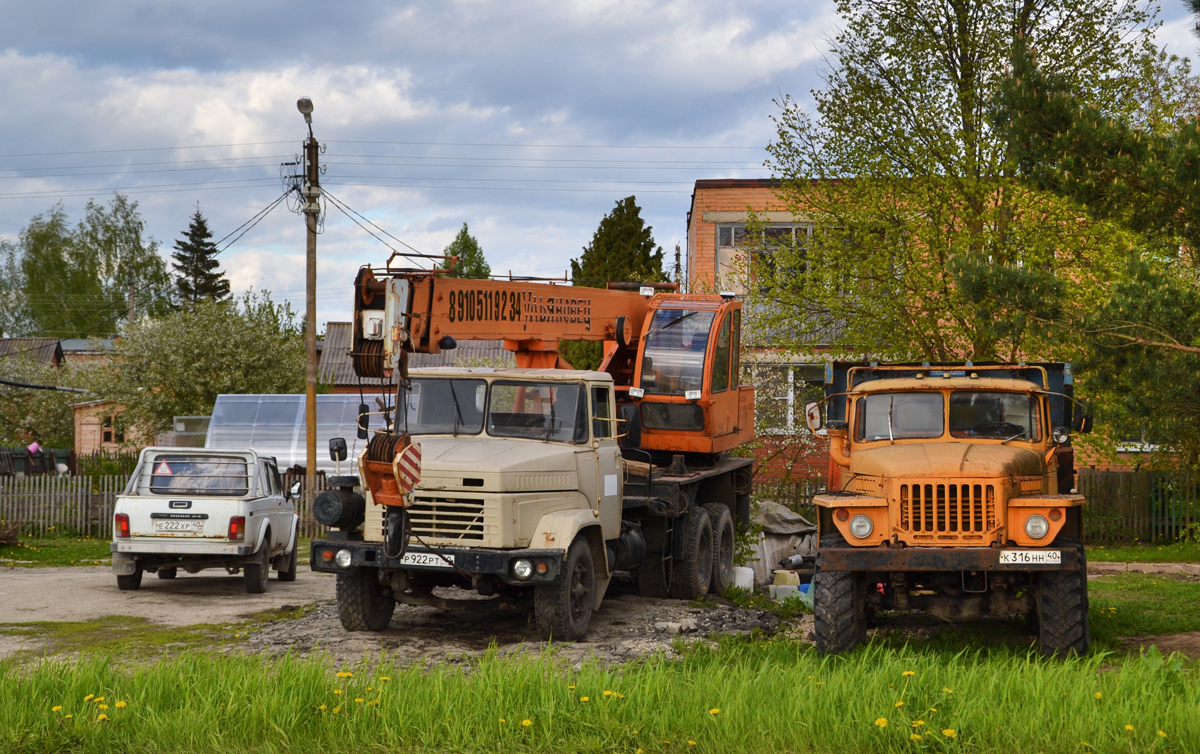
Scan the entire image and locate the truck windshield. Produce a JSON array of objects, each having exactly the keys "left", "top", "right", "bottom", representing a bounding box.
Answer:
[
  {"left": 854, "top": 393, "right": 944, "bottom": 441},
  {"left": 949, "top": 391, "right": 1041, "bottom": 441},
  {"left": 488, "top": 381, "right": 587, "bottom": 443},
  {"left": 640, "top": 308, "right": 715, "bottom": 395},
  {"left": 399, "top": 378, "right": 487, "bottom": 435}
]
